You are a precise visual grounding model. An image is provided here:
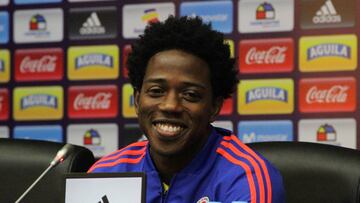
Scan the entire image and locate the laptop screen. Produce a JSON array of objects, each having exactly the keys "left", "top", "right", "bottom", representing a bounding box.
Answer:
[{"left": 64, "top": 172, "right": 146, "bottom": 203}]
